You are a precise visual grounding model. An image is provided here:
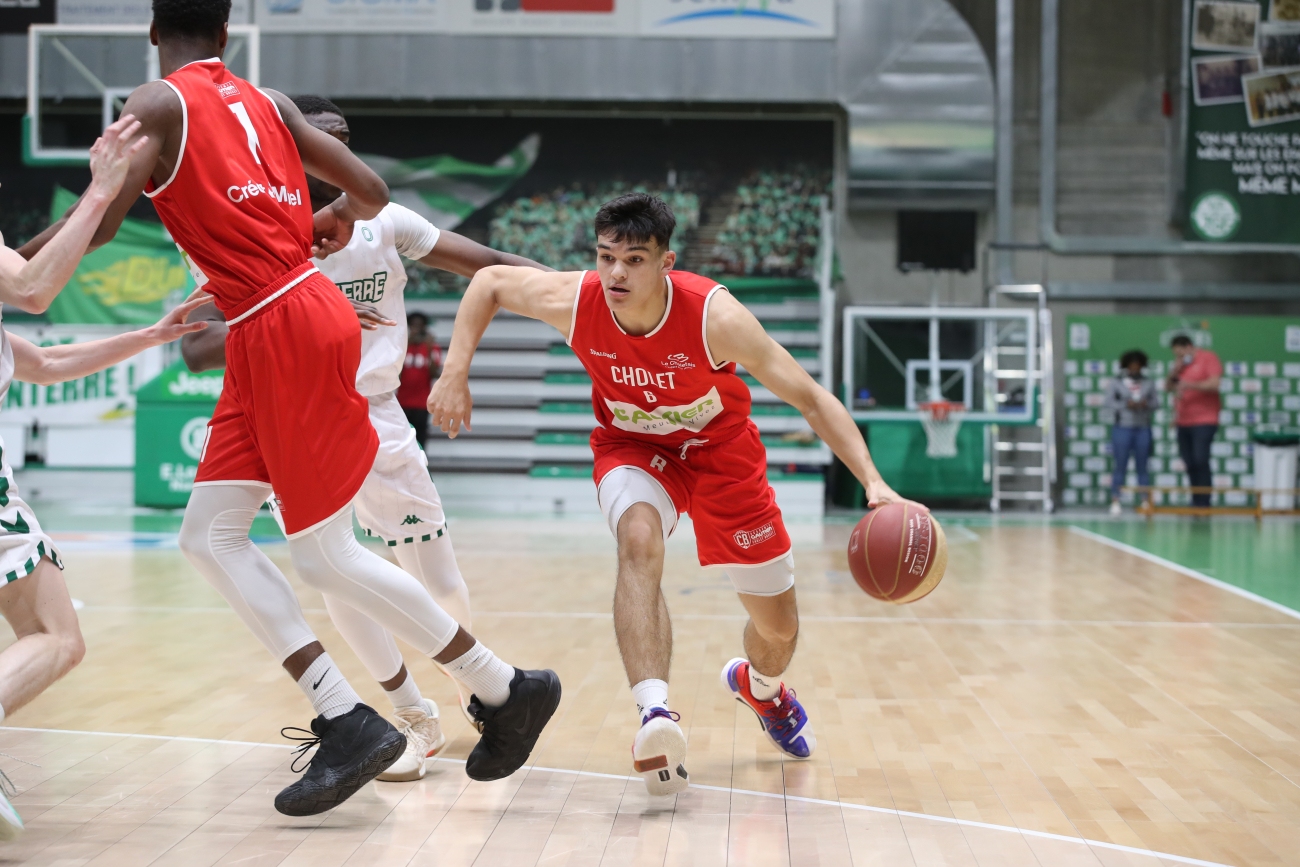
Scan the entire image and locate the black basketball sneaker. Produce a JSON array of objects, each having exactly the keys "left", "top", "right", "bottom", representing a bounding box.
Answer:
[
  {"left": 464, "top": 668, "right": 562, "bottom": 781},
  {"left": 274, "top": 704, "right": 406, "bottom": 816}
]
